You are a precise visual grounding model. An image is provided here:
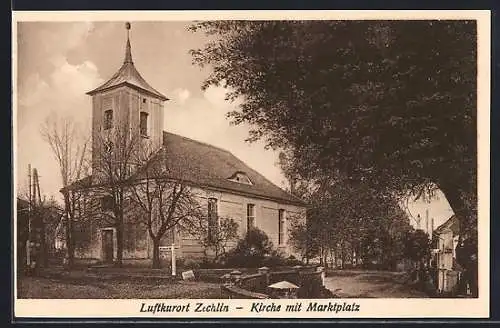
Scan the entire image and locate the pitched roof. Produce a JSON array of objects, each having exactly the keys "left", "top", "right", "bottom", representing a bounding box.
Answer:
[
  {"left": 159, "top": 132, "right": 306, "bottom": 206},
  {"left": 66, "top": 132, "right": 306, "bottom": 206},
  {"left": 17, "top": 197, "right": 29, "bottom": 210},
  {"left": 86, "top": 30, "right": 168, "bottom": 101},
  {"left": 434, "top": 215, "right": 459, "bottom": 235}
]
